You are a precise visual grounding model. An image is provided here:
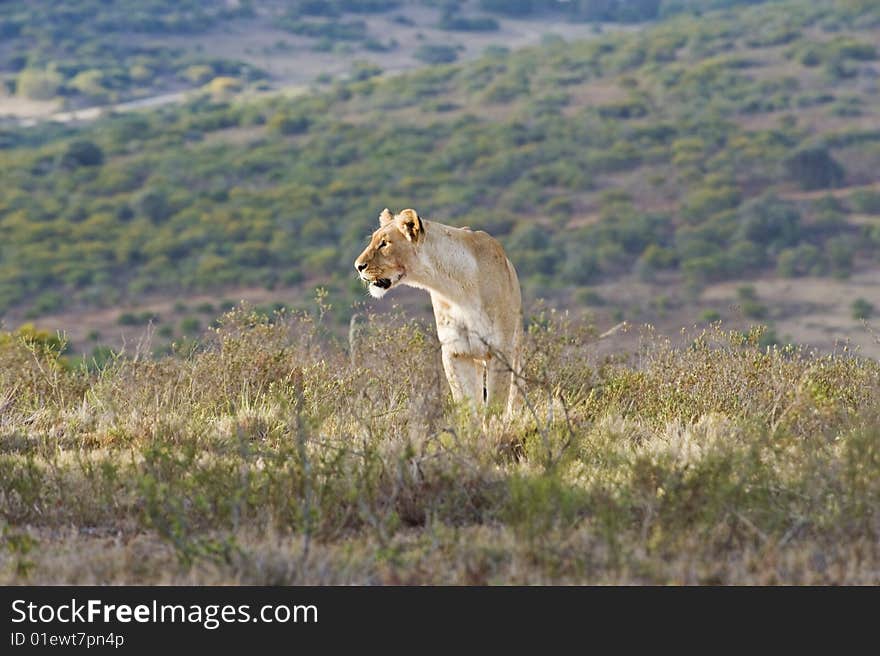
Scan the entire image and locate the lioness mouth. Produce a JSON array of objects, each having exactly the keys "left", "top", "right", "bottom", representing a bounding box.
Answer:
[{"left": 373, "top": 278, "right": 392, "bottom": 289}]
